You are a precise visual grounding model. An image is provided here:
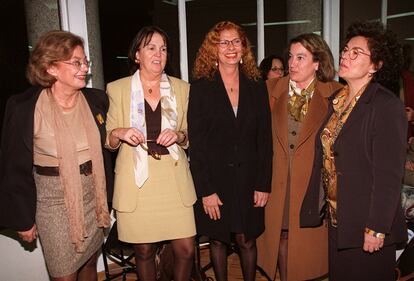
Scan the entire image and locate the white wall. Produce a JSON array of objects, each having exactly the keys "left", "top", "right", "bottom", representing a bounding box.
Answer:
[{"left": 0, "top": 227, "right": 111, "bottom": 280}]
